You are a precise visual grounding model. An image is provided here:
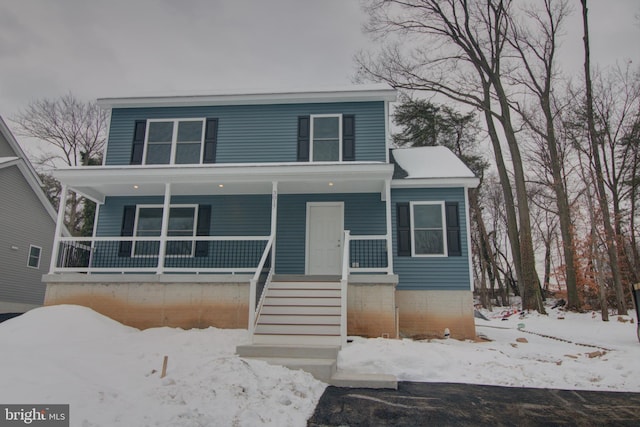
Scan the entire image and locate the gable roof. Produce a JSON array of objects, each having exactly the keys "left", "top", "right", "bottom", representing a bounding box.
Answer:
[
  {"left": 390, "top": 146, "right": 479, "bottom": 188},
  {"left": 97, "top": 84, "right": 397, "bottom": 109},
  {"left": 0, "top": 116, "right": 59, "bottom": 223}
]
